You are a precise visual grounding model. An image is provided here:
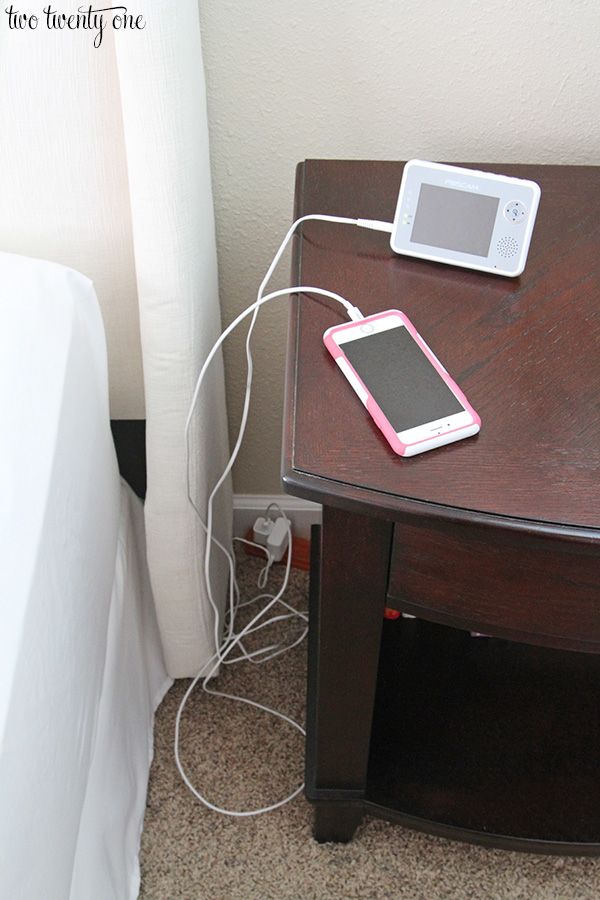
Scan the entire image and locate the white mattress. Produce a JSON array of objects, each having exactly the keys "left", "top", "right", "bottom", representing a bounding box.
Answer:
[{"left": 0, "top": 253, "right": 171, "bottom": 899}]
